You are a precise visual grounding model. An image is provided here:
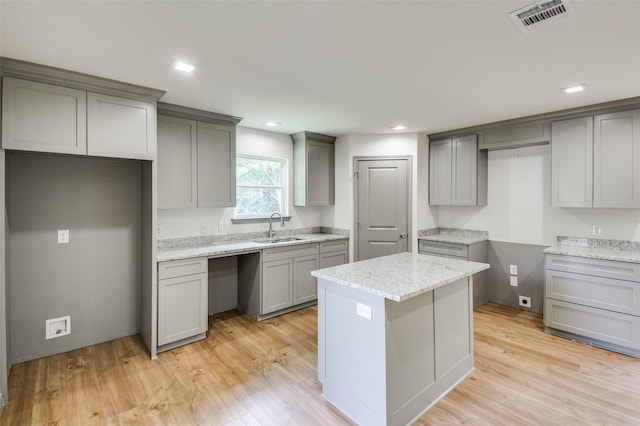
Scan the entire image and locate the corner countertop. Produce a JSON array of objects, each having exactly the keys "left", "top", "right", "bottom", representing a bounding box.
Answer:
[
  {"left": 543, "top": 236, "right": 640, "bottom": 264},
  {"left": 311, "top": 252, "right": 489, "bottom": 302},
  {"left": 417, "top": 227, "right": 488, "bottom": 245},
  {"left": 157, "top": 233, "right": 348, "bottom": 262}
]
